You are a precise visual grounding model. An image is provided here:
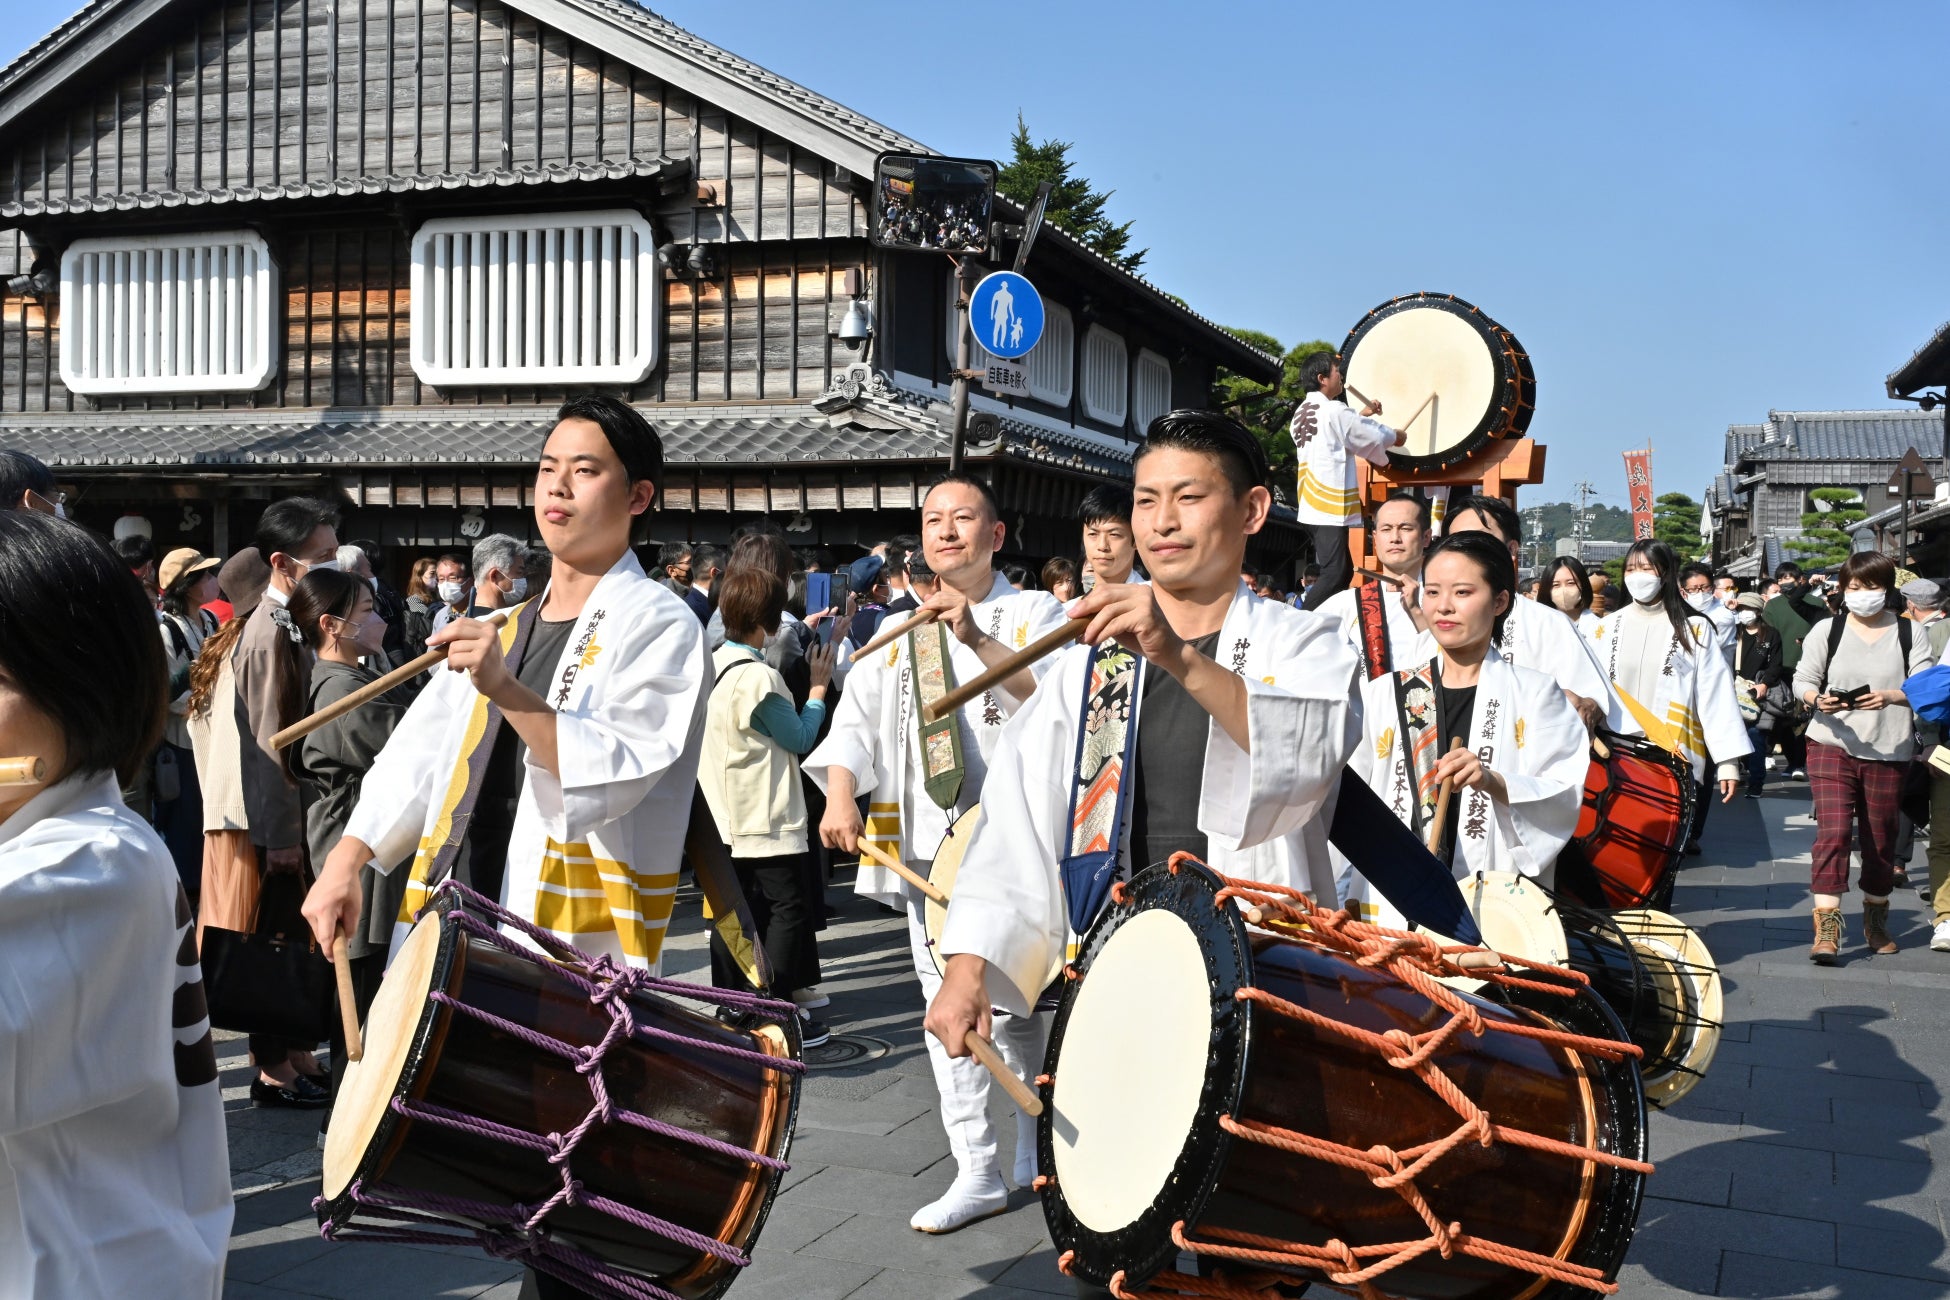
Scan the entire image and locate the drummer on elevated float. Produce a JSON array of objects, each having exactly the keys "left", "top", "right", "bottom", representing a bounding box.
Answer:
[
  {"left": 927, "top": 410, "right": 1360, "bottom": 1057},
  {"left": 1337, "top": 531, "right": 1591, "bottom": 927},
  {"left": 806, "top": 474, "right": 1070, "bottom": 1234},
  {"left": 1316, "top": 490, "right": 1430, "bottom": 675},
  {"left": 1293, "top": 351, "right": 1403, "bottom": 611},
  {"left": 302, "top": 396, "right": 709, "bottom": 977}
]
